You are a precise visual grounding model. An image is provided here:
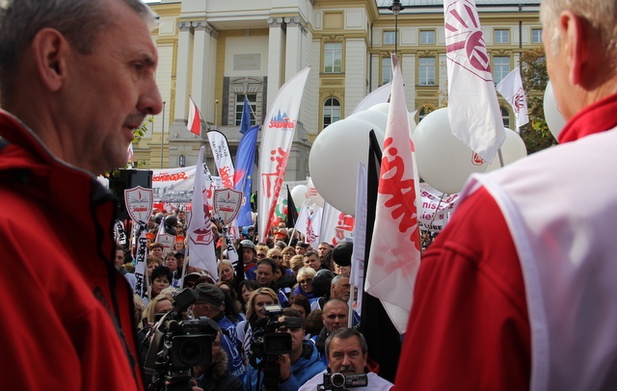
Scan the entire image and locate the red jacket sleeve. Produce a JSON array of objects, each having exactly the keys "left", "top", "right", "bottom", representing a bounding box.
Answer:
[{"left": 394, "top": 187, "right": 531, "bottom": 390}]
